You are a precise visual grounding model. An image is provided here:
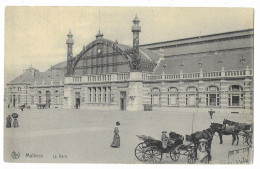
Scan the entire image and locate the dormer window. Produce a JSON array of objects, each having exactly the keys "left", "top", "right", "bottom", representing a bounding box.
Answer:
[
  {"left": 179, "top": 61, "right": 184, "bottom": 68},
  {"left": 240, "top": 55, "right": 245, "bottom": 63}
]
